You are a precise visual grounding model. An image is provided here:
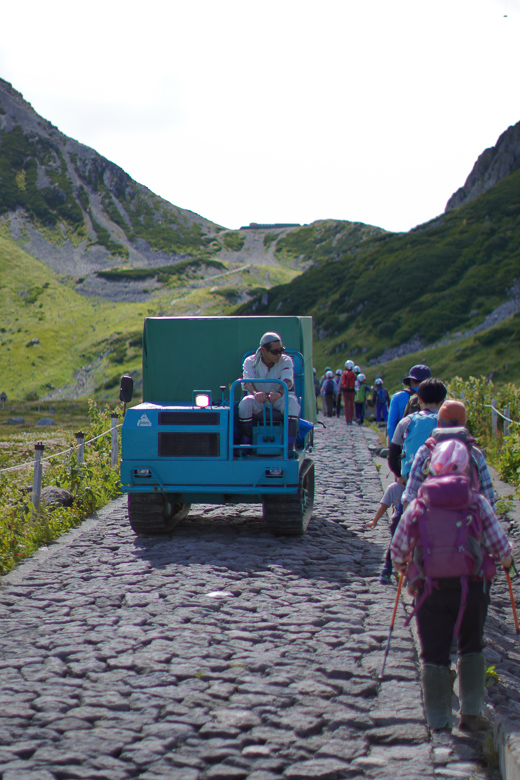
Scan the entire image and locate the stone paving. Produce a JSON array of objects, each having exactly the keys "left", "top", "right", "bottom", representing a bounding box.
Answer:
[{"left": 0, "top": 417, "right": 505, "bottom": 779}]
